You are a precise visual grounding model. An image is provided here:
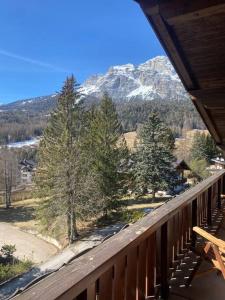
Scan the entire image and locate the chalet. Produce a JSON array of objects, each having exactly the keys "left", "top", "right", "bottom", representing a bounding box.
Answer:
[
  {"left": 172, "top": 160, "right": 191, "bottom": 193},
  {"left": 173, "top": 160, "right": 190, "bottom": 182},
  {"left": 208, "top": 156, "right": 225, "bottom": 175},
  {"left": 14, "top": 1, "right": 225, "bottom": 300},
  {"left": 19, "top": 159, "right": 36, "bottom": 185}
]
